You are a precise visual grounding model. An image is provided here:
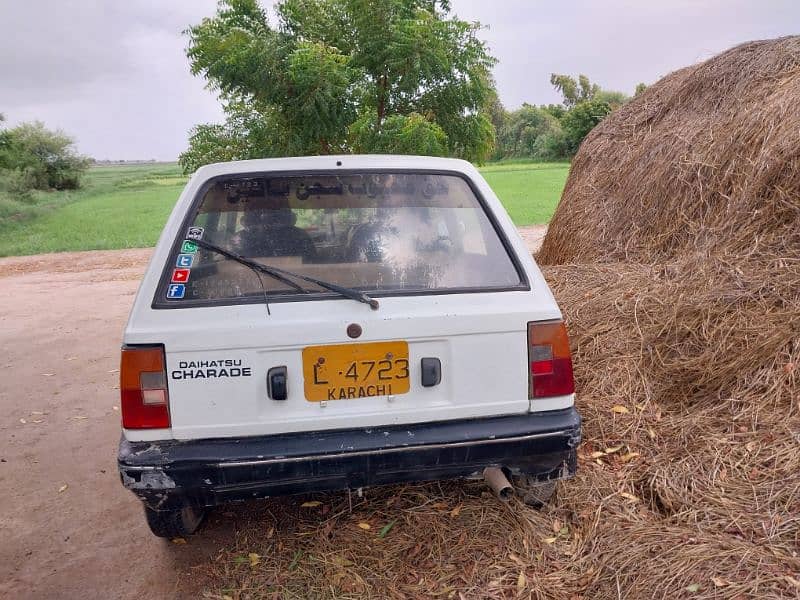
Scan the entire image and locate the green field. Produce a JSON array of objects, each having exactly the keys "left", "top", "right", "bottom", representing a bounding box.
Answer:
[
  {"left": 480, "top": 162, "right": 570, "bottom": 225},
  {"left": 0, "top": 161, "right": 569, "bottom": 257}
]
